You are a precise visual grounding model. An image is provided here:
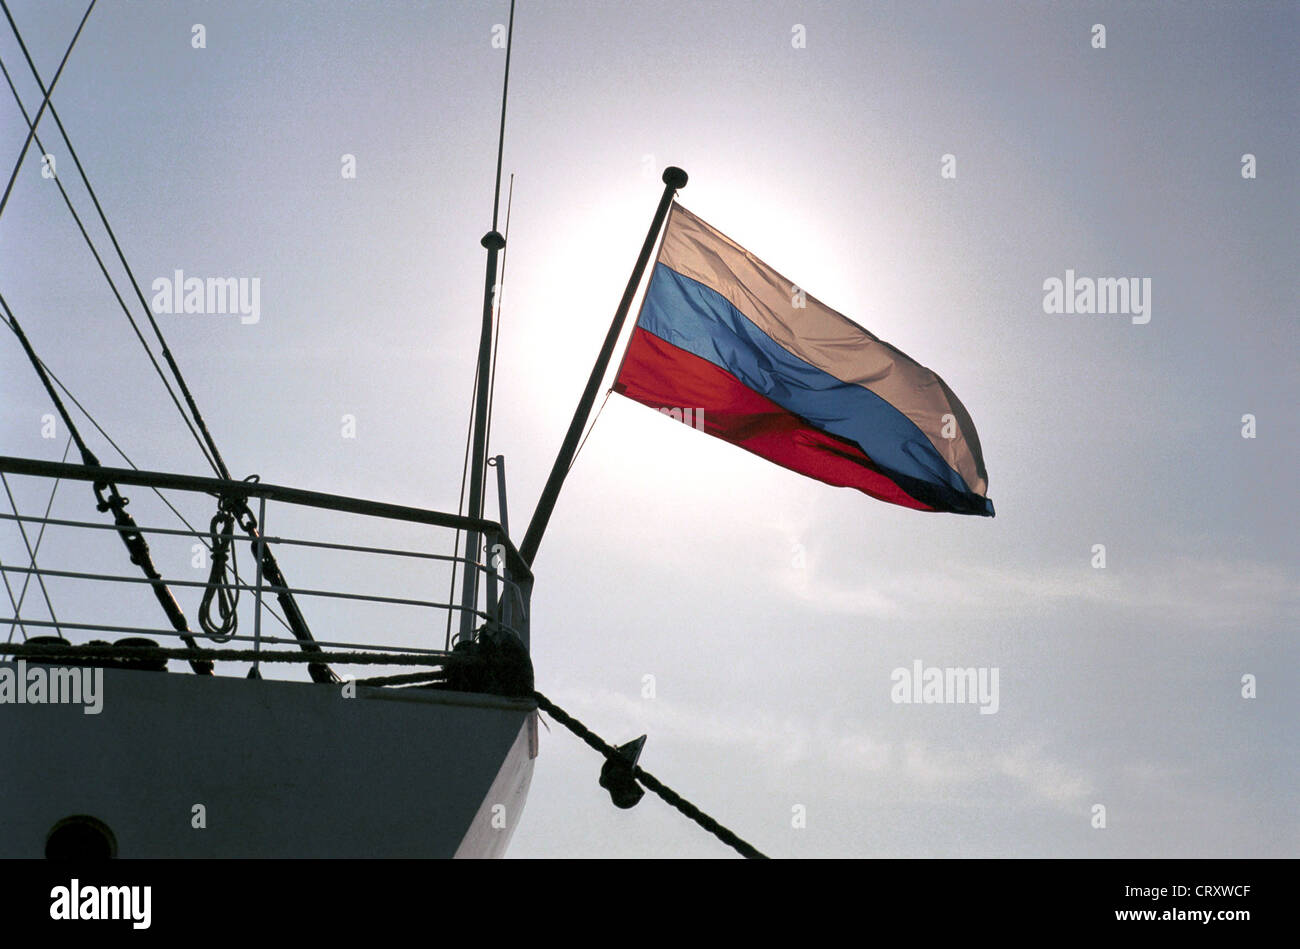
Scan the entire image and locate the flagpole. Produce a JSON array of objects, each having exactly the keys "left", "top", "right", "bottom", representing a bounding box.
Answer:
[{"left": 519, "top": 166, "right": 688, "bottom": 566}]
